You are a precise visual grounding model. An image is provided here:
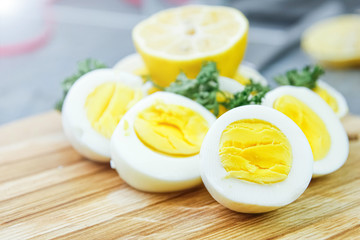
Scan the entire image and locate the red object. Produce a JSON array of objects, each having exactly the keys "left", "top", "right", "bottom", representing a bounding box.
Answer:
[
  {"left": 123, "top": 0, "right": 142, "bottom": 7},
  {"left": 0, "top": 0, "right": 54, "bottom": 57},
  {"left": 123, "top": 0, "right": 189, "bottom": 7}
]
